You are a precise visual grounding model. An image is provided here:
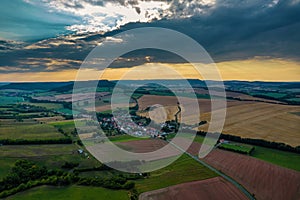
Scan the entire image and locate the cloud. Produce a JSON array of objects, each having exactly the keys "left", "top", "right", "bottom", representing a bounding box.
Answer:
[
  {"left": 0, "top": 0, "right": 80, "bottom": 41},
  {"left": 0, "top": 0, "right": 299, "bottom": 76},
  {"left": 0, "top": 40, "right": 25, "bottom": 52},
  {"left": 110, "top": 0, "right": 300, "bottom": 62}
]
